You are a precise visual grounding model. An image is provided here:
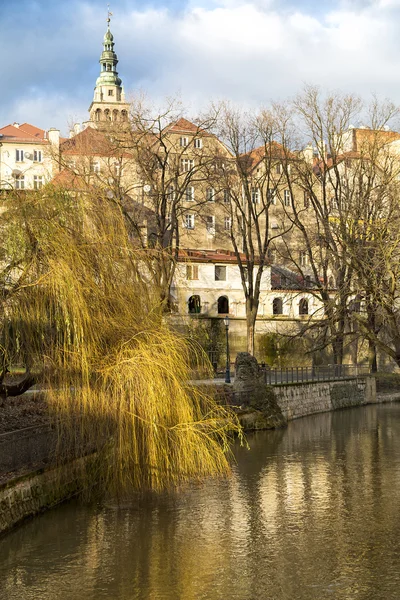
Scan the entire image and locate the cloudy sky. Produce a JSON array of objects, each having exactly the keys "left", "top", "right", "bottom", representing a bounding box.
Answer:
[{"left": 1, "top": 0, "right": 400, "bottom": 134}]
